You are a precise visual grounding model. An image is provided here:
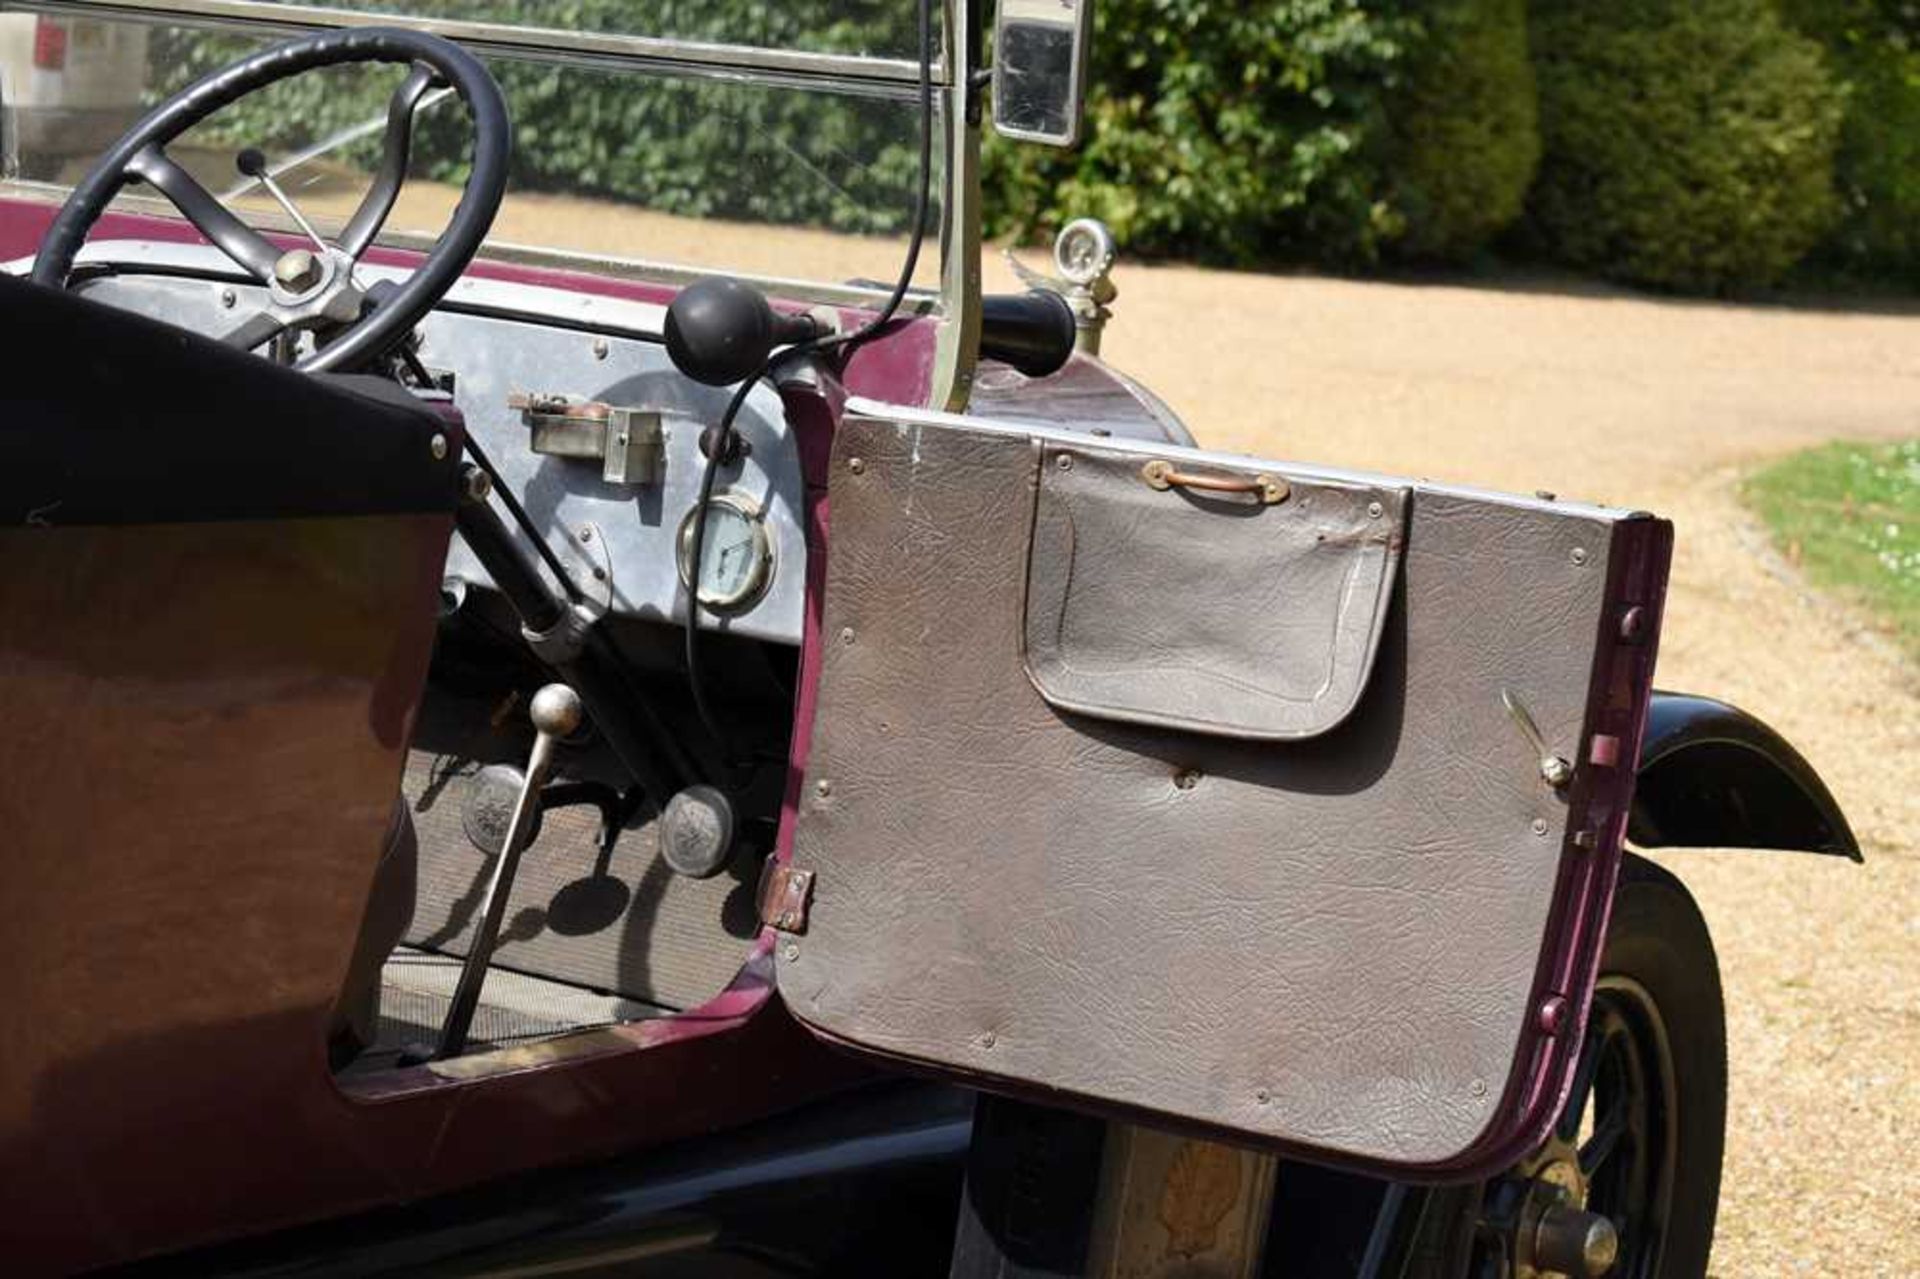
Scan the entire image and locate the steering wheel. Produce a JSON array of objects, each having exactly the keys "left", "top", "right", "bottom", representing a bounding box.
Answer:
[{"left": 29, "top": 27, "right": 509, "bottom": 374}]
